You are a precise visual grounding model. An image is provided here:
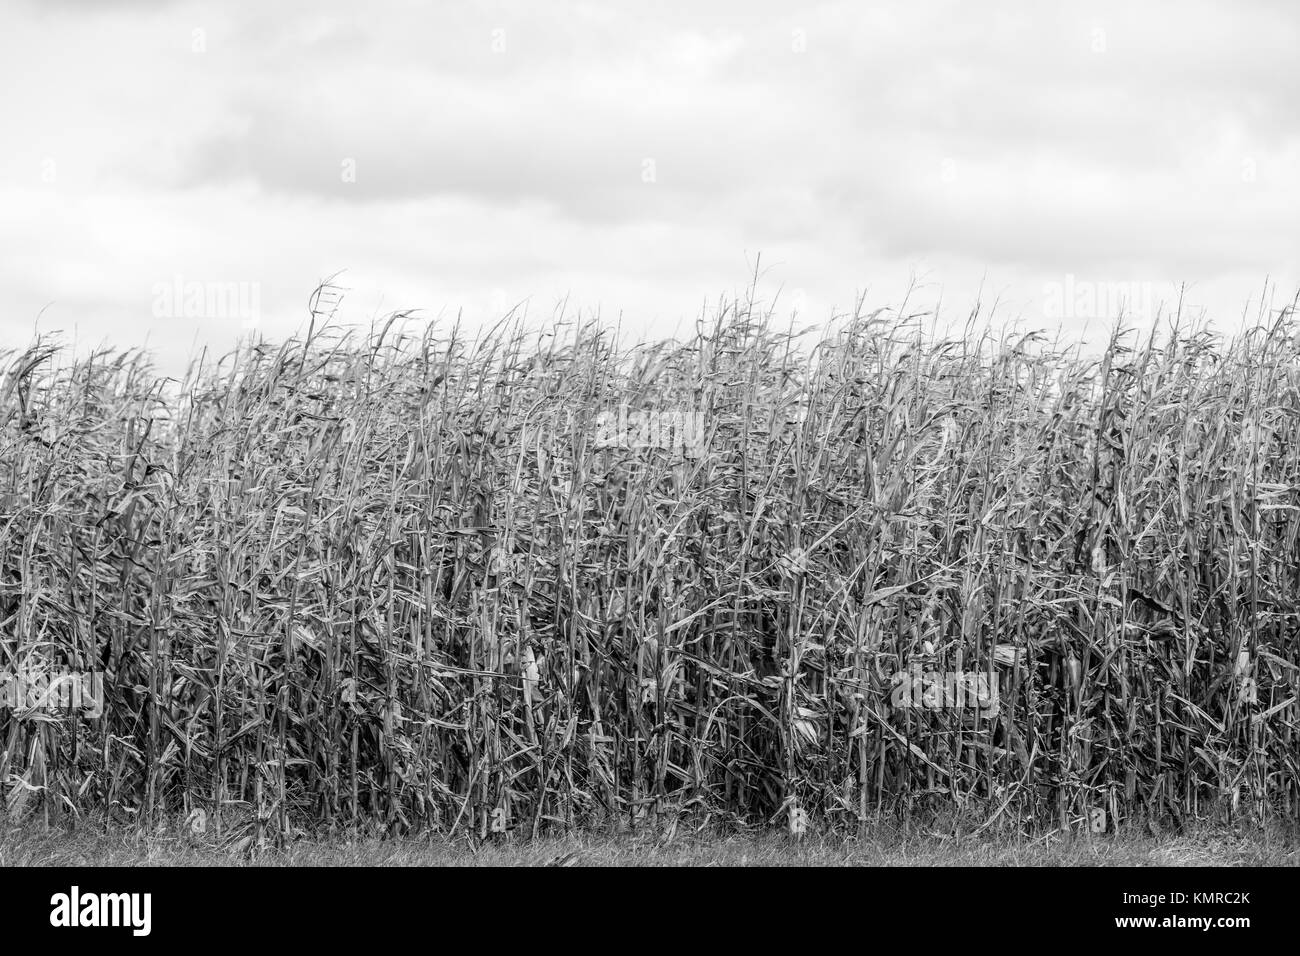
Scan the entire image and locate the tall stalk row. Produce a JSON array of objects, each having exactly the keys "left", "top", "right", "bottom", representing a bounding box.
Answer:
[{"left": 1, "top": 292, "right": 1298, "bottom": 835}]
